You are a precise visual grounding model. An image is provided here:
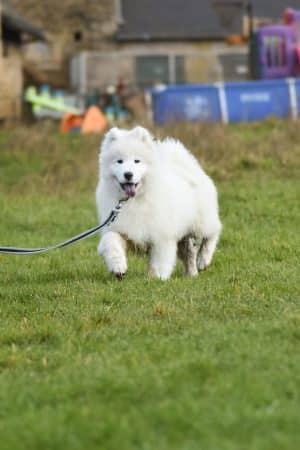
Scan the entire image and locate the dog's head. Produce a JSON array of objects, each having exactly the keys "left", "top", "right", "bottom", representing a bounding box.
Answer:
[{"left": 100, "top": 126, "right": 155, "bottom": 199}]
